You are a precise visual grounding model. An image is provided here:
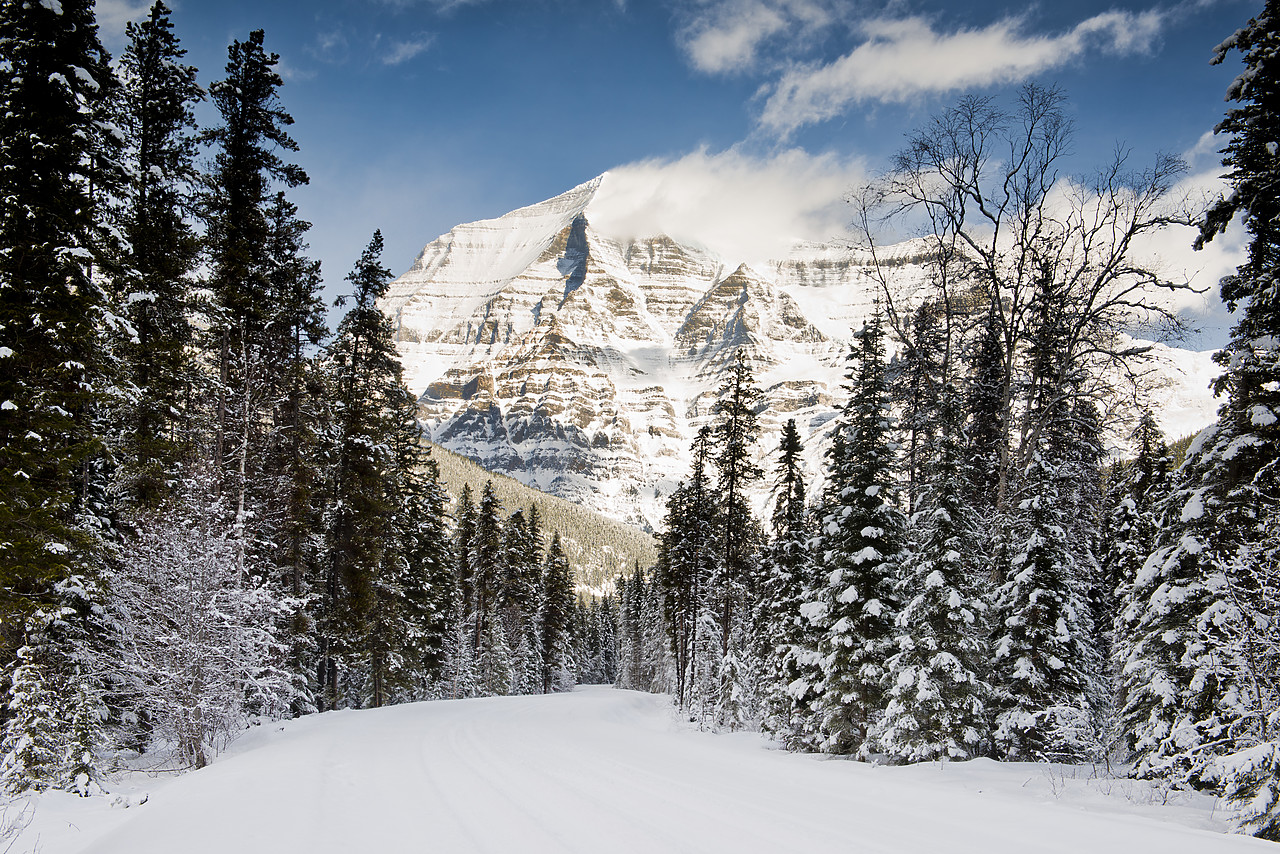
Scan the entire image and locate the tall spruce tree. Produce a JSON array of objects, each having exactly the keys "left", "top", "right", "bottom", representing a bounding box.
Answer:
[
  {"left": 805, "top": 312, "right": 906, "bottom": 756},
  {"left": 319, "top": 231, "right": 409, "bottom": 708},
  {"left": 0, "top": 0, "right": 120, "bottom": 663},
  {"left": 201, "top": 28, "right": 308, "bottom": 533},
  {"left": 539, "top": 533, "right": 575, "bottom": 693},
  {"left": 470, "top": 481, "right": 505, "bottom": 691},
  {"left": 1132, "top": 2, "right": 1280, "bottom": 835},
  {"left": 881, "top": 386, "right": 989, "bottom": 762},
  {"left": 710, "top": 352, "right": 764, "bottom": 727},
  {"left": 758, "top": 420, "right": 818, "bottom": 747},
  {"left": 654, "top": 427, "right": 720, "bottom": 708},
  {"left": 115, "top": 0, "right": 203, "bottom": 508}
]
